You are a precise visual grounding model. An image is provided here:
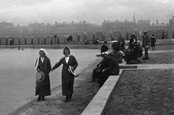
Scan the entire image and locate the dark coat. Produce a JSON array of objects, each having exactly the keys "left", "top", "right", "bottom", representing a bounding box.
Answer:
[
  {"left": 92, "top": 58, "right": 110, "bottom": 80},
  {"left": 101, "top": 44, "right": 108, "bottom": 54},
  {"left": 52, "top": 55, "right": 78, "bottom": 96},
  {"left": 111, "top": 51, "right": 123, "bottom": 63},
  {"left": 35, "top": 56, "right": 51, "bottom": 96},
  {"left": 129, "top": 38, "right": 134, "bottom": 50},
  {"left": 97, "top": 57, "right": 119, "bottom": 86},
  {"left": 97, "top": 57, "right": 110, "bottom": 70},
  {"left": 150, "top": 37, "right": 156, "bottom": 45},
  {"left": 104, "top": 57, "right": 119, "bottom": 75},
  {"left": 142, "top": 35, "right": 150, "bottom": 48}
]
